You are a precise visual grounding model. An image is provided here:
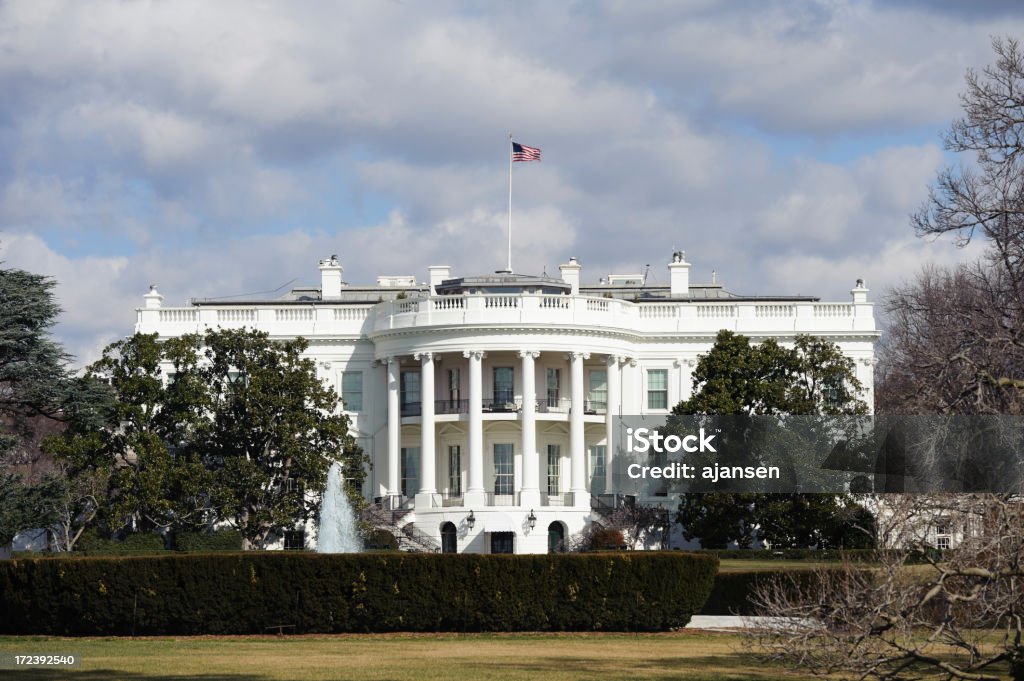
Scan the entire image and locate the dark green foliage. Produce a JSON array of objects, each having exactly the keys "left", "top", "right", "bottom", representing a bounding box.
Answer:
[
  {"left": 0, "top": 552, "right": 718, "bottom": 634},
  {"left": 705, "top": 548, "right": 882, "bottom": 561},
  {"left": 0, "top": 264, "right": 113, "bottom": 546},
  {"left": 673, "top": 331, "right": 875, "bottom": 549},
  {"left": 674, "top": 331, "right": 867, "bottom": 418},
  {"left": 365, "top": 529, "right": 398, "bottom": 550},
  {"left": 174, "top": 530, "right": 243, "bottom": 552},
  {"left": 701, "top": 569, "right": 823, "bottom": 616},
  {"left": 46, "top": 330, "right": 368, "bottom": 548},
  {"left": 76, "top": 530, "right": 166, "bottom": 555}
]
